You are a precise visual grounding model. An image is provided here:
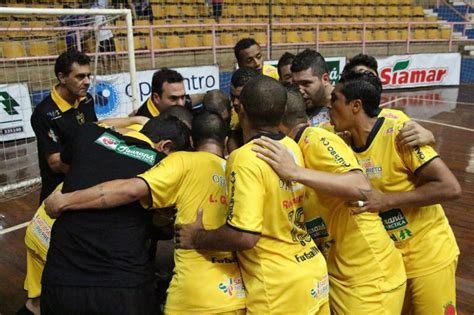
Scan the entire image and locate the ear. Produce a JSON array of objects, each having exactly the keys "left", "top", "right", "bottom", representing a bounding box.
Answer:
[
  {"left": 152, "top": 92, "right": 161, "bottom": 107},
  {"left": 58, "top": 72, "right": 66, "bottom": 85},
  {"left": 351, "top": 99, "right": 363, "bottom": 114},
  {"left": 154, "top": 139, "right": 173, "bottom": 154},
  {"left": 321, "top": 72, "right": 330, "bottom": 85}
]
